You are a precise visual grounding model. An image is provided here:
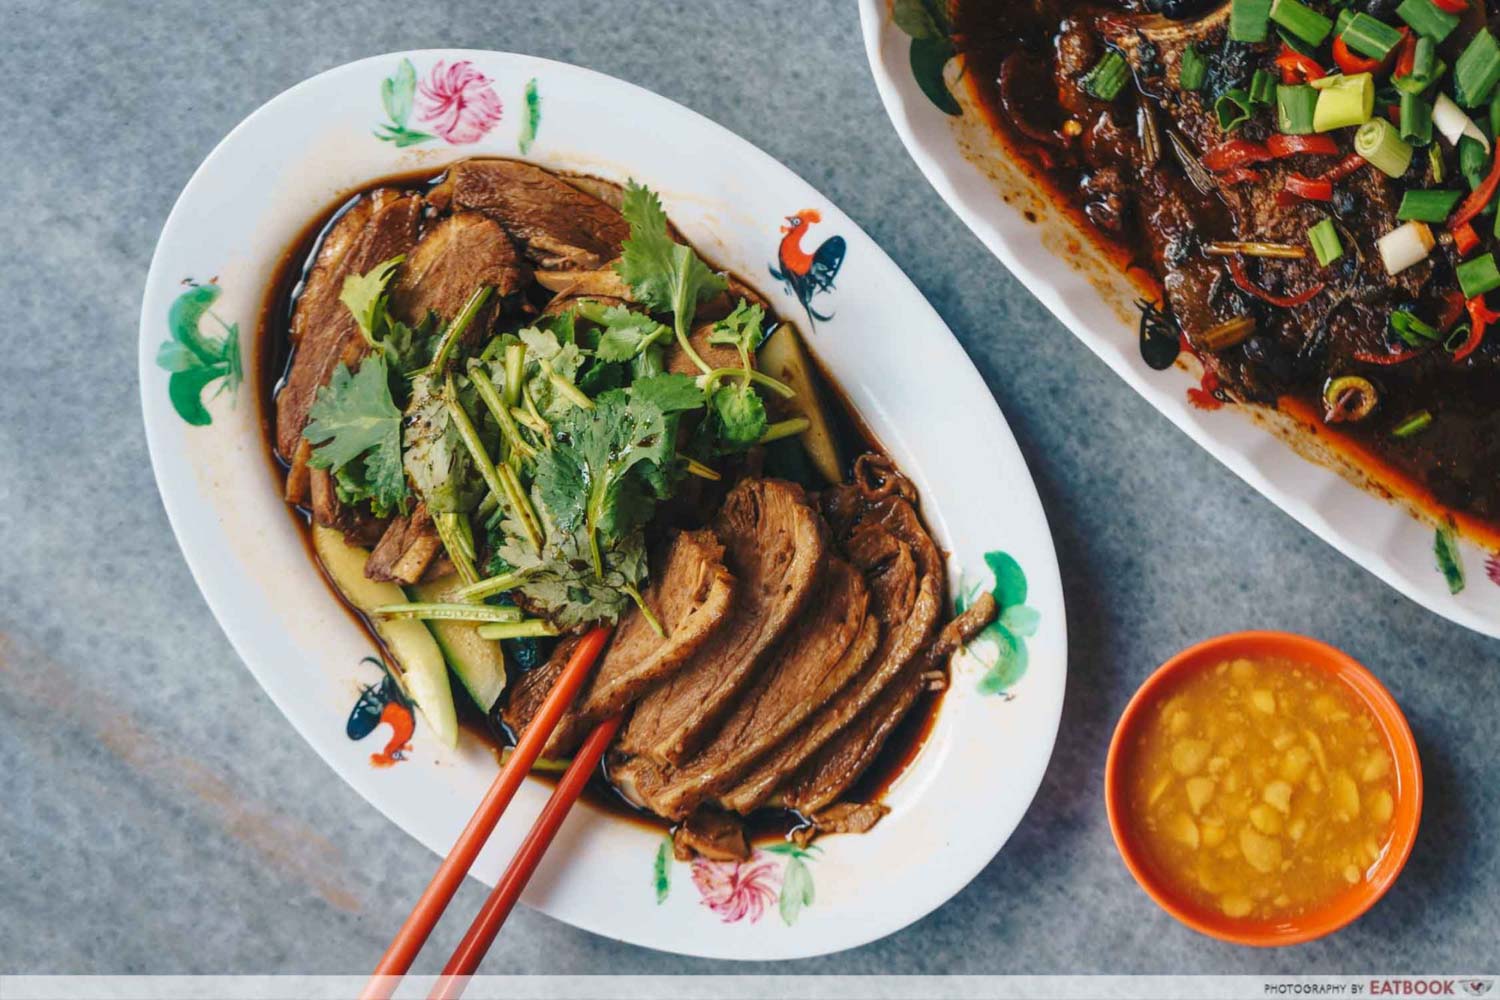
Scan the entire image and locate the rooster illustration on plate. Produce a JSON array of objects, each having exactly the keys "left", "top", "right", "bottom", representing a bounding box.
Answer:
[{"left": 771, "top": 209, "right": 845, "bottom": 330}]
